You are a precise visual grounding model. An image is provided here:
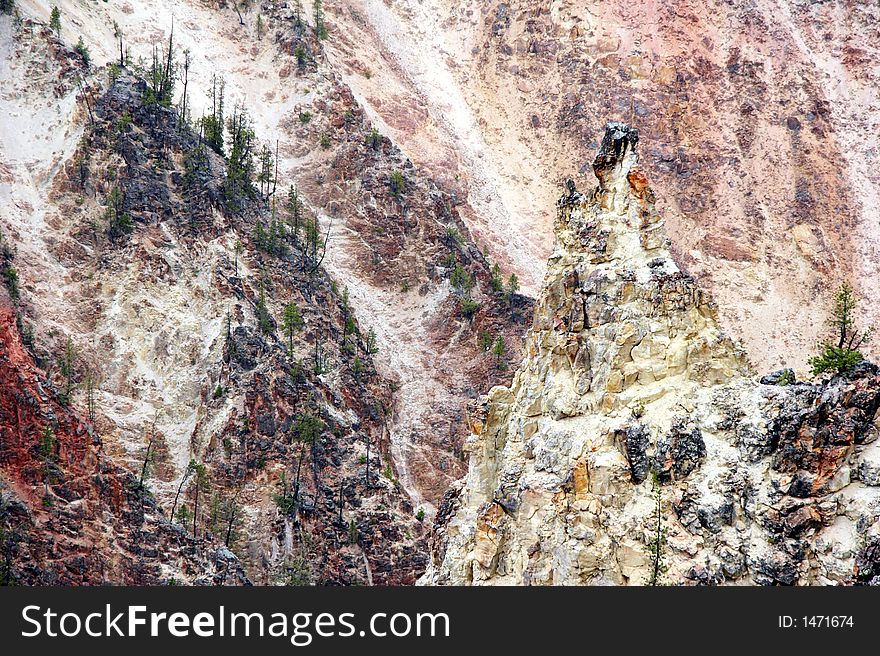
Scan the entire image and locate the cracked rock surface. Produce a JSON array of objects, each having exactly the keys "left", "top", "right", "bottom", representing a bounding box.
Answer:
[{"left": 425, "top": 124, "right": 880, "bottom": 586}]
